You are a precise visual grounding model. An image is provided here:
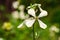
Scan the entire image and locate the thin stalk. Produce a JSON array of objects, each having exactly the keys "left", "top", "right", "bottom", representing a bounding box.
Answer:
[{"left": 33, "top": 24, "right": 35, "bottom": 40}]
